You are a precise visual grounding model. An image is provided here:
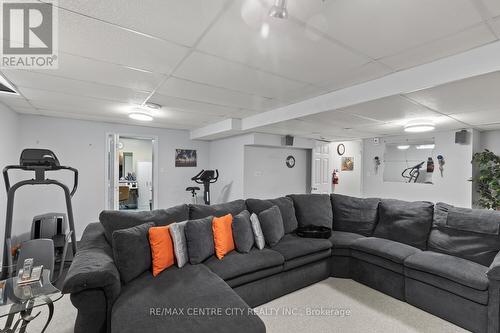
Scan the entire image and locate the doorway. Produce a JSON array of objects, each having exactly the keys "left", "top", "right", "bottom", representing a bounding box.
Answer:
[{"left": 105, "top": 134, "right": 158, "bottom": 211}]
